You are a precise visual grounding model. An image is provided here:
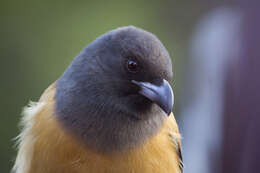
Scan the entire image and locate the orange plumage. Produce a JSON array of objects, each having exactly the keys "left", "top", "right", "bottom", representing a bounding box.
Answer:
[
  {"left": 13, "top": 83, "right": 182, "bottom": 173},
  {"left": 13, "top": 26, "right": 183, "bottom": 173}
]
